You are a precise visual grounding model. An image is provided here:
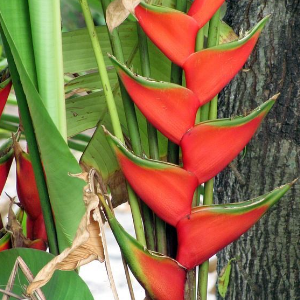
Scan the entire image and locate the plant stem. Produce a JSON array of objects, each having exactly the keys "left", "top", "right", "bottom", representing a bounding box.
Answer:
[
  {"left": 79, "top": 0, "right": 146, "bottom": 246},
  {"left": 198, "top": 9, "right": 221, "bottom": 300},
  {"left": 102, "top": 0, "right": 155, "bottom": 250},
  {"left": 1, "top": 114, "right": 19, "bottom": 124},
  {"left": 28, "top": 0, "right": 67, "bottom": 140},
  {"left": 136, "top": 23, "right": 167, "bottom": 254},
  {"left": 0, "top": 121, "right": 18, "bottom": 132},
  {"left": 72, "top": 133, "right": 91, "bottom": 143},
  {"left": 1, "top": 31, "right": 59, "bottom": 255},
  {"left": 67, "top": 140, "right": 86, "bottom": 152},
  {"left": 199, "top": 9, "right": 220, "bottom": 122}
]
